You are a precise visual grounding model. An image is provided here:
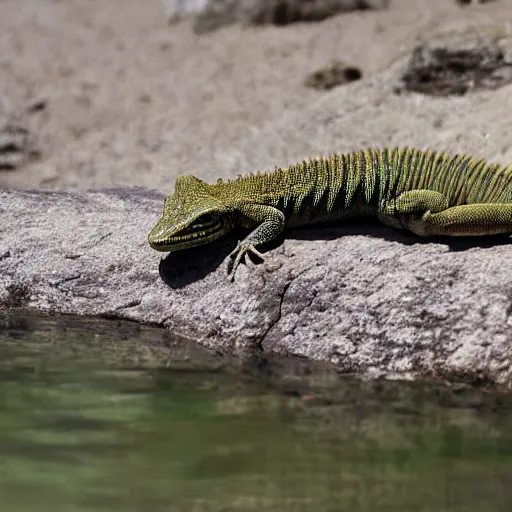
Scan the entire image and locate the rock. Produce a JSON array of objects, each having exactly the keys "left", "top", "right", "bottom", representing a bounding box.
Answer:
[
  {"left": 0, "top": 125, "right": 31, "bottom": 170},
  {"left": 166, "top": 0, "right": 390, "bottom": 34},
  {"left": 304, "top": 60, "right": 362, "bottom": 90},
  {"left": 1, "top": 187, "right": 512, "bottom": 389},
  {"left": 166, "top": 0, "right": 209, "bottom": 23},
  {"left": 398, "top": 26, "right": 512, "bottom": 96},
  {"left": 456, "top": 0, "right": 496, "bottom": 5}
]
